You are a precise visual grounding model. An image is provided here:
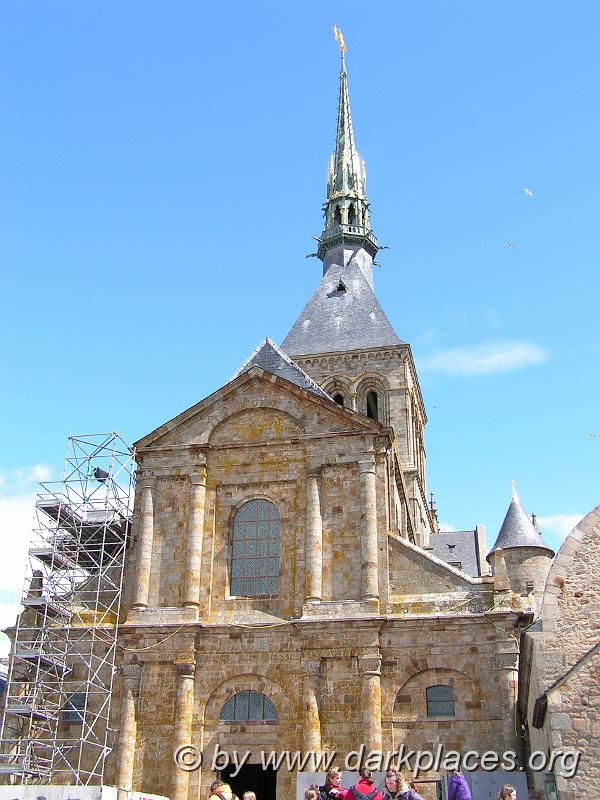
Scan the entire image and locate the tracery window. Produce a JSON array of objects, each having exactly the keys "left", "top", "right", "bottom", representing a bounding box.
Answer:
[
  {"left": 219, "top": 690, "right": 277, "bottom": 722},
  {"left": 230, "top": 499, "right": 280, "bottom": 597},
  {"left": 426, "top": 684, "right": 455, "bottom": 717}
]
